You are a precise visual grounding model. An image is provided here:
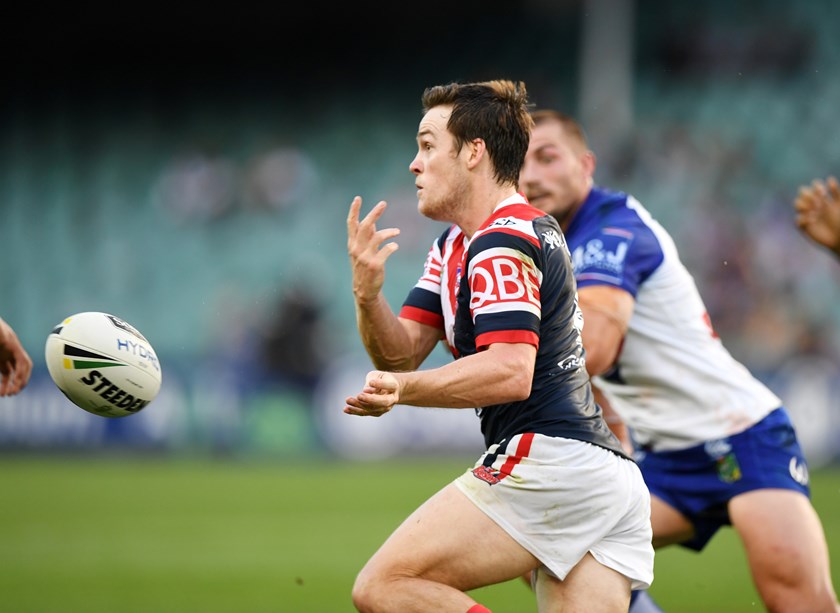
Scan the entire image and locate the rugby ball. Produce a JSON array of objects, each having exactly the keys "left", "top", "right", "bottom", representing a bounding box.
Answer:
[{"left": 44, "top": 312, "right": 162, "bottom": 418}]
